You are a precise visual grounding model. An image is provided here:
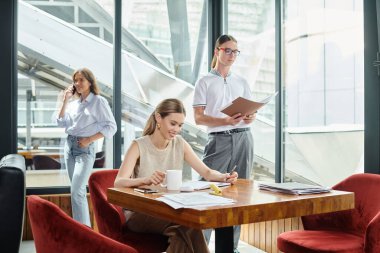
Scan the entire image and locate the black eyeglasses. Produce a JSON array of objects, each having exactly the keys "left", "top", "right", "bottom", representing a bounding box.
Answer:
[{"left": 218, "top": 47, "right": 241, "bottom": 56}]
